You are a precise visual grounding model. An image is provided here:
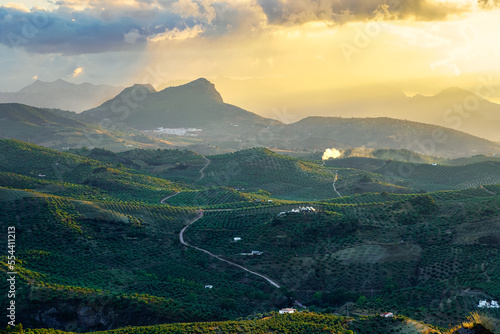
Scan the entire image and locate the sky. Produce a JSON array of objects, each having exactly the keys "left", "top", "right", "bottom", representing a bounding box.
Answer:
[{"left": 1, "top": 0, "right": 500, "bottom": 115}]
